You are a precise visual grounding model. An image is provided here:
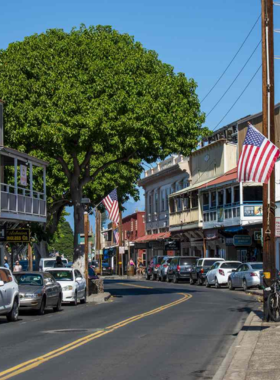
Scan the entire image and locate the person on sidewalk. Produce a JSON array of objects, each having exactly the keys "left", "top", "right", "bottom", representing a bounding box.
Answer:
[
  {"left": 129, "top": 259, "right": 135, "bottom": 267},
  {"left": 13, "top": 261, "right": 23, "bottom": 272},
  {"left": 4, "top": 257, "right": 9, "bottom": 269}
]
